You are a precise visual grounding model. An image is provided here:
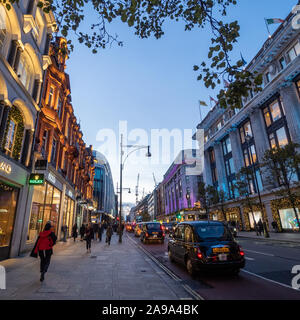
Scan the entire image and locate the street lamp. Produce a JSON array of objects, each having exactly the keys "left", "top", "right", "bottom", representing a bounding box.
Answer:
[
  {"left": 245, "top": 134, "right": 269, "bottom": 238},
  {"left": 118, "top": 134, "right": 151, "bottom": 243}
]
